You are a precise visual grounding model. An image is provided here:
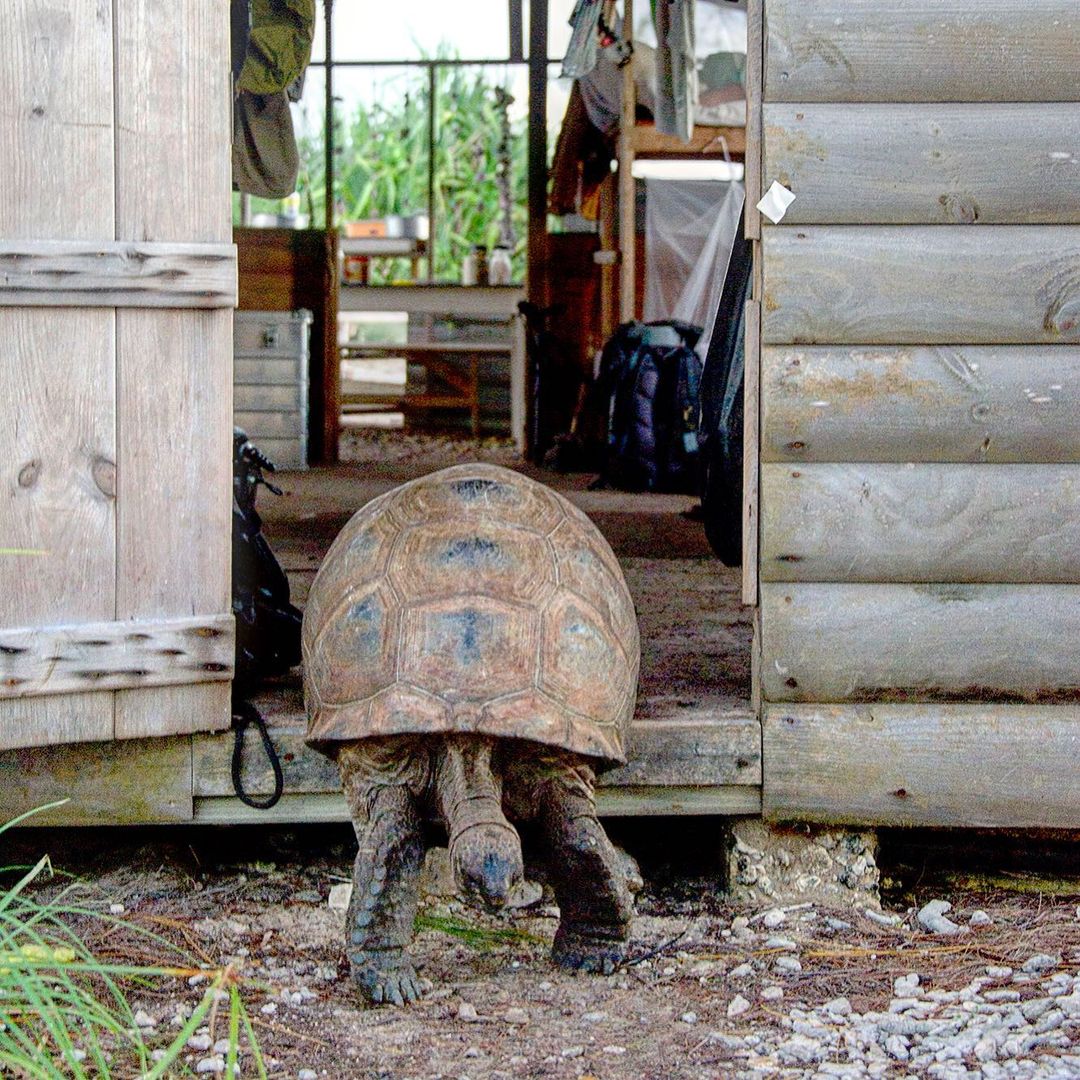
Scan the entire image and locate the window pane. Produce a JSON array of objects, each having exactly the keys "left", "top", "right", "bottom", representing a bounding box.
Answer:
[
  {"left": 332, "top": 1, "right": 510, "bottom": 62},
  {"left": 434, "top": 64, "right": 528, "bottom": 284}
]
